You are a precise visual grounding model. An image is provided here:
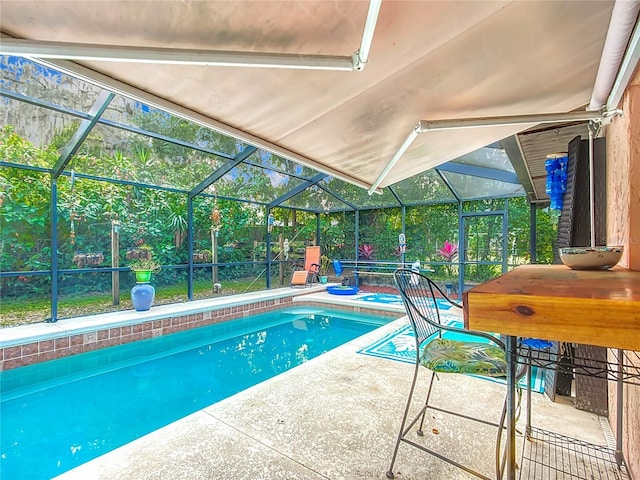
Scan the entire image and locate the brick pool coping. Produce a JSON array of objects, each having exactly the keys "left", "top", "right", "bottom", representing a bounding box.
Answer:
[{"left": 0, "top": 286, "right": 404, "bottom": 371}]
